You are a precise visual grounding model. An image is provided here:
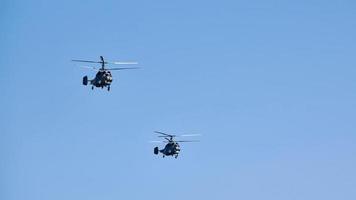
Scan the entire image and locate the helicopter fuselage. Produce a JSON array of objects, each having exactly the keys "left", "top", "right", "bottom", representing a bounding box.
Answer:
[
  {"left": 157, "top": 142, "right": 180, "bottom": 158},
  {"left": 92, "top": 70, "right": 113, "bottom": 87},
  {"left": 83, "top": 70, "right": 113, "bottom": 90}
]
